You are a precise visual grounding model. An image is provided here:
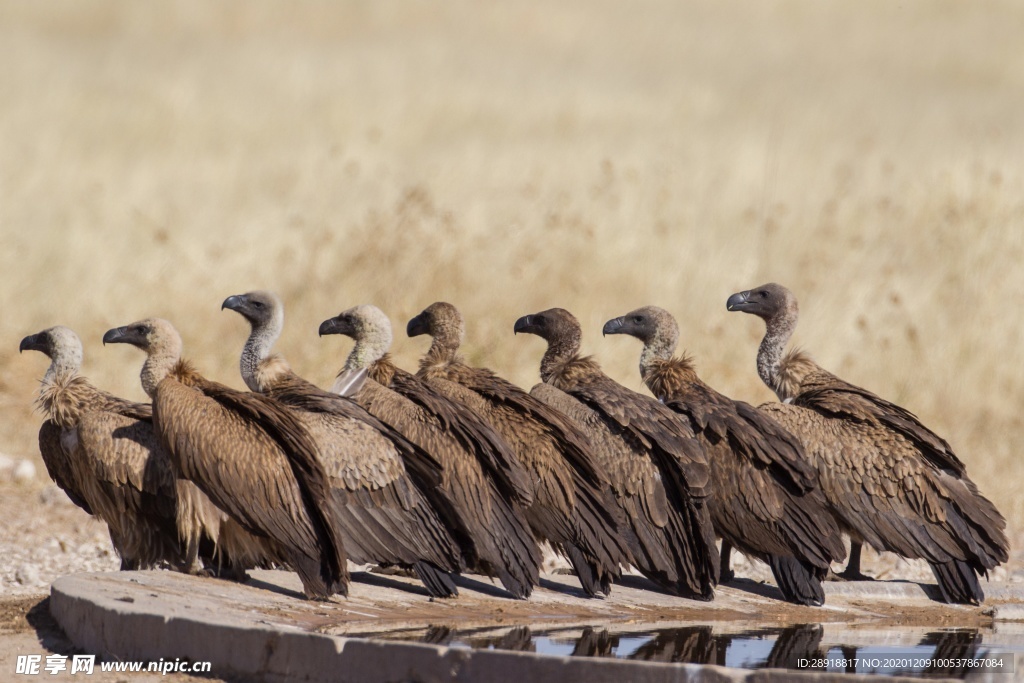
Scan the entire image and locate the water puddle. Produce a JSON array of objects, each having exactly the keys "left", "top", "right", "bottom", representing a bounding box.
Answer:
[{"left": 360, "top": 624, "right": 1018, "bottom": 678}]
